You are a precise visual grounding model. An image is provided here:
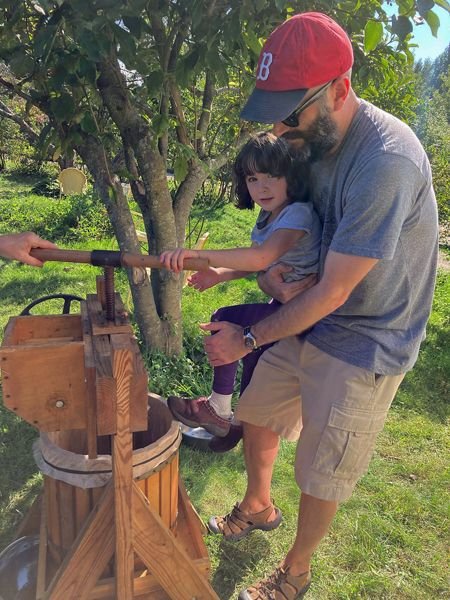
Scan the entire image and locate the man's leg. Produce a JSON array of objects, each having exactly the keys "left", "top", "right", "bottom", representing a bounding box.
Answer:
[{"left": 284, "top": 493, "right": 338, "bottom": 575}]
